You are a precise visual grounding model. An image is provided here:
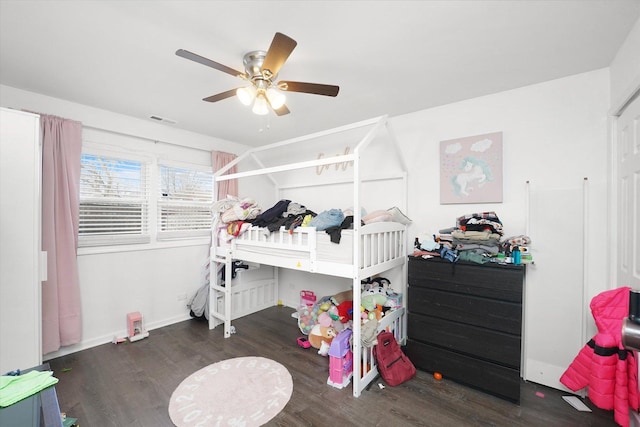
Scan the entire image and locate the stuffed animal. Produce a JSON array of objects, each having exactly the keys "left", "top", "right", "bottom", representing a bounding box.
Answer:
[
  {"left": 362, "top": 277, "right": 392, "bottom": 294},
  {"left": 361, "top": 276, "right": 390, "bottom": 311},
  {"left": 318, "top": 311, "right": 332, "bottom": 327},
  {"left": 361, "top": 293, "right": 387, "bottom": 312},
  {"left": 308, "top": 324, "right": 337, "bottom": 353},
  {"left": 337, "top": 301, "right": 353, "bottom": 323}
]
